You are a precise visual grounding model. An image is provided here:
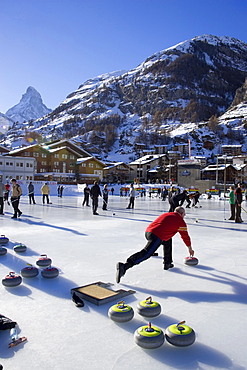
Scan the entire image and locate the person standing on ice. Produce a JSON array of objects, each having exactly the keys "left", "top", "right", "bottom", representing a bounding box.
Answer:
[
  {"left": 41, "top": 182, "right": 51, "bottom": 204},
  {"left": 228, "top": 186, "right": 235, "bottom": 220},
  {"left": 82, "top": 184, "right": 90, "bottom": 206},
  {"left": 126, "top": 183, "right": 136, "bottom": 209},
  {"left": 28, "top": 182, "right": 36, "bottom": 204},
  {"left": 116, "top": 206, "right": 194, "bottom": 283},
  {"left": 102, "top": 184, "right": 109, "bottom": 210},
  {"left": 10, "top": 179, "right": 23, "bottom": 218},
  {"left": 234, "top": 183, "right": 243, "bottom": 223},
  {"left": 90, "top": 181, "right": 101, "bottom": 215}
]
